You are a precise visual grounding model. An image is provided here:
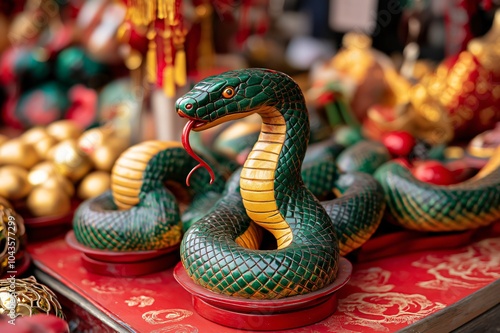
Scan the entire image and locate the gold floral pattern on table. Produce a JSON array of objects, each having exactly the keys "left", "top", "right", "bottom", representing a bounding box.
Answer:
[
  {"left": 81, "top": 280, "right": 125, "bottom": 294},
  {"left": 150, "top": 324, "right": 199, "bottom": 333},
  {"left": 27, "top": 227, "right": 500, "bottom": 332},
  {"left": 126, "top": 296, "right": 155, "bottom": 307},
  {"left": 81, "top": 279, "right": 157, "bottom": 297},
  {"left": 142, "top": 309, "right": 193, "bottom": 325},
  {"left": 412, "top": 238, "right": 500, "bottom": 290},
  {"left": 56, "top": 253, "right": 80, "bottom": 268},
  {"left": 348, "top": 267, "right": 395, "bottom": 292},
  {"left": 324, "top": 292, "right": 446, "bottom": 332}
]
